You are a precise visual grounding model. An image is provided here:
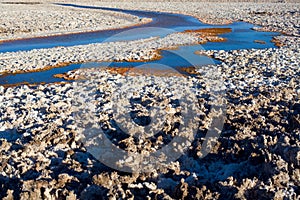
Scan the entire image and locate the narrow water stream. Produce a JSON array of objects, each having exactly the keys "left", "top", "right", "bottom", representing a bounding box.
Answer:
[{"left": 0, "top": 3, "right": 280, "bottom": 85}]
